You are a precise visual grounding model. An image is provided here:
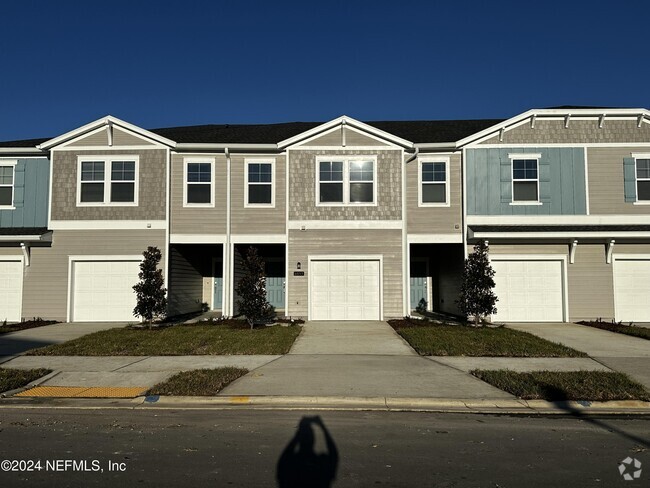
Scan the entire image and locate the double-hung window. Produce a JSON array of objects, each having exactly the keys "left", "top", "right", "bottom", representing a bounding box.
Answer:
[
  {"left": 78, "top": 156, "right": 138, "bottom": 205},
  {"left": 317, "top": 157, "right": 376, "bottom": 205},
  {"left": 510, "top": 154, "right": 540, "bottom": 203},
  {"left": 184, "top": 158, "right": 214, "bottom": 206},
  {"left": 245, "top": 160, "right": 274, "bottom": 206},
  {"left": 419, "top": 159, "right": 449, "bottom": 206},
  {"left": 636, "top": 158, "right": 650, "bottom": 201},
  {"left": 0, "top": 161, "right": 16, "bottom": 207}
]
